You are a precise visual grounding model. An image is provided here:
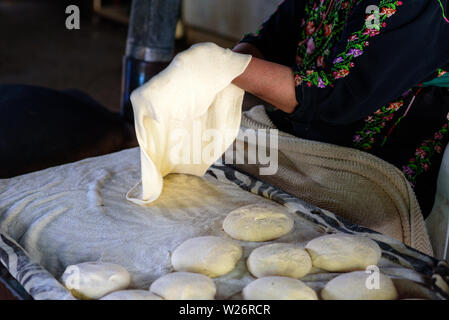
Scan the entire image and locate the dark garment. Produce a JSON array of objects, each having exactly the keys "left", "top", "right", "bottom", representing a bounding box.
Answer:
[{"left": 240, "top": 0, "right": 449, "bottom": 217}]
